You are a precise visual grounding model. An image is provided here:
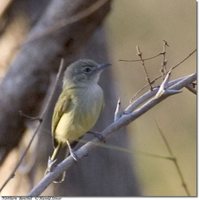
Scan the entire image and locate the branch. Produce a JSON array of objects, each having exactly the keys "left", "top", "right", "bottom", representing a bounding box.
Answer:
[
  {"left": 0, "top": 59, "right": 65, "bottom": 193},
  {"left": 130, "top": 48, "right": 196, "bottom": 100},
  {"left": 119, "top": 52, "right": 162, "bottom": 62},
  {"left": 0, "top": 0, "right": 111, "bottom": 165},
  {"left": 25, "top": 0, "right": 110, "bottom": 45},
  {"left": 28, "top": 72, "right": 196, "bottom": 196},
  {"left": 160, "top": 40, "right": 169, "bottom": 77},
  {"left": 125, "top": 75, "right": 189, "bottom": 114}
]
